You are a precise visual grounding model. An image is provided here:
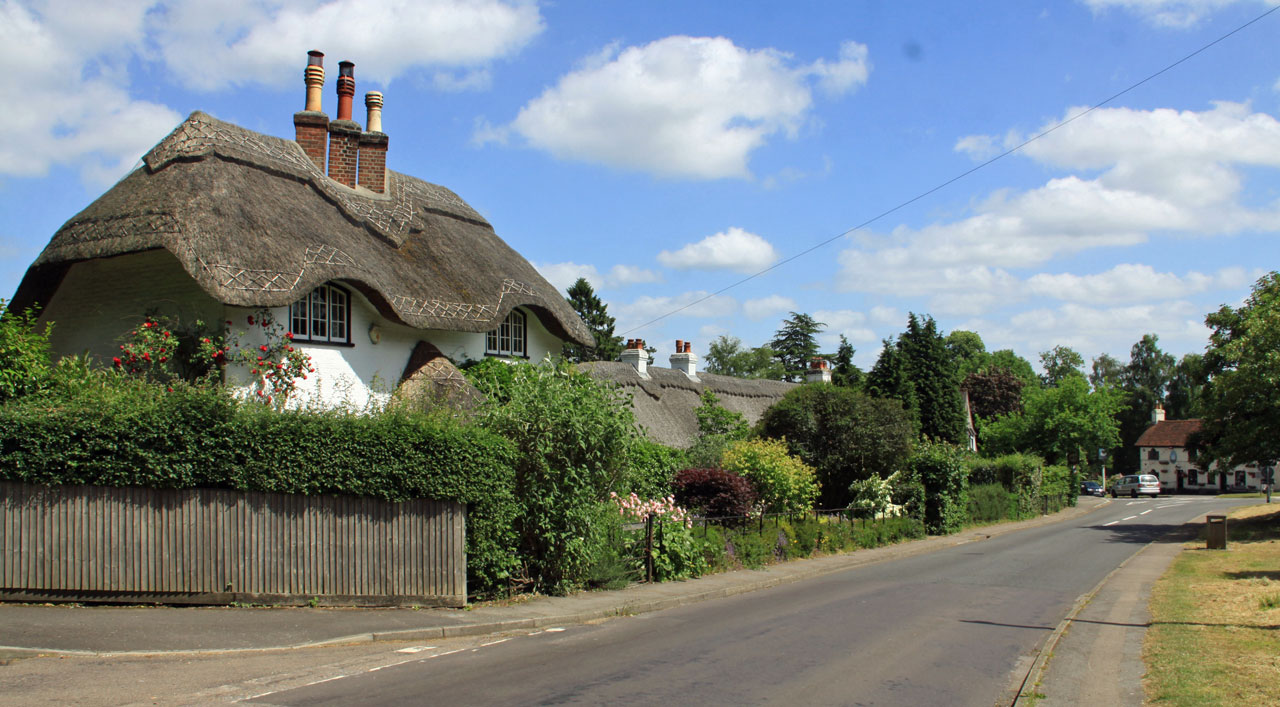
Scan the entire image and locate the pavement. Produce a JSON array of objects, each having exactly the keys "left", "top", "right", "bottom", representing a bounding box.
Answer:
[{"left": 0, "top": 495, "right": 1198, "bottom": 704}]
